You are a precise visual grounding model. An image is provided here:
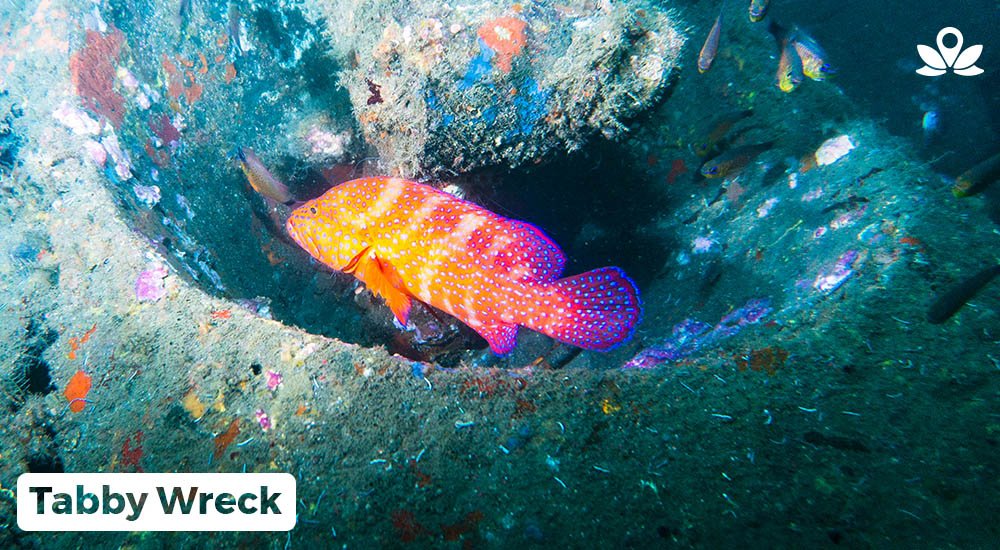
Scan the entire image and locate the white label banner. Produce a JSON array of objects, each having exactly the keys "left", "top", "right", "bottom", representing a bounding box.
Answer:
[{"left": 17, "top": 473, "right": 296, "bottom": 531}]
